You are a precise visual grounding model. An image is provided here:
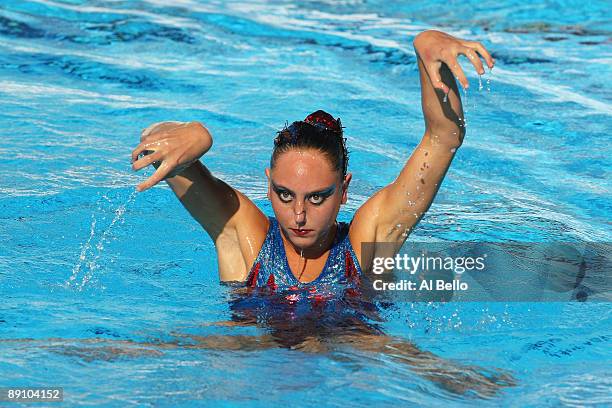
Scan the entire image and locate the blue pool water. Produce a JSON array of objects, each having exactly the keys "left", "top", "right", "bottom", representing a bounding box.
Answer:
[{"left": 1, "top": 0, "right": 610, "bottom": 406}]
